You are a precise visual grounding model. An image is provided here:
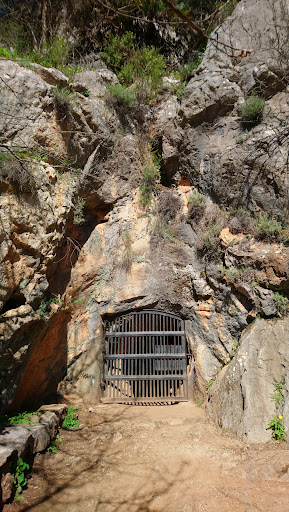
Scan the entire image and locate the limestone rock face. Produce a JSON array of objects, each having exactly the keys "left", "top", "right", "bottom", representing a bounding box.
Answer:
[
  {"left": 1, "top": 0, "right": 289, "bottom": 440},
  {"left": 162, "top": 0, "right": 289, "bottom": 219},
  {"left": 60, "top": 192, "right": 249, "bottom": 398},
  {"left": 206, "top": 317, "right": 289, "bottom": 443},
  {"left": 0, "top": 58, "right": 141, "bottom": 411}
]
